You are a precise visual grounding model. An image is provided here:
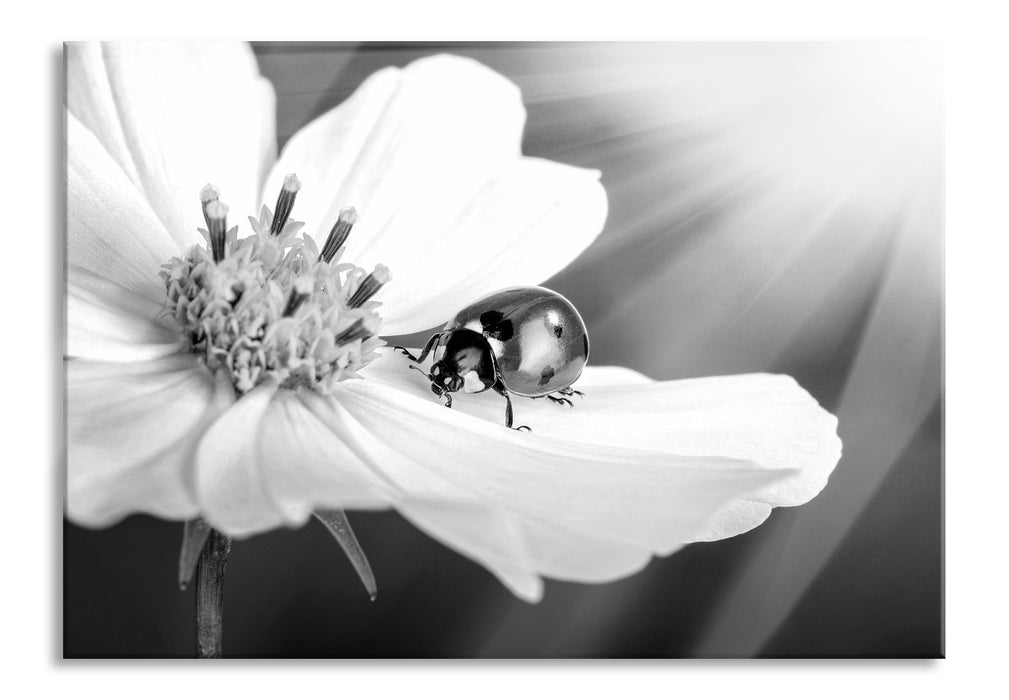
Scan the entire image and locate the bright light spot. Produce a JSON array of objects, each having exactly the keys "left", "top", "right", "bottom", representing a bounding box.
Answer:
[{"left": 622, "top": 43, "right": 942, "bottom": 213}]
